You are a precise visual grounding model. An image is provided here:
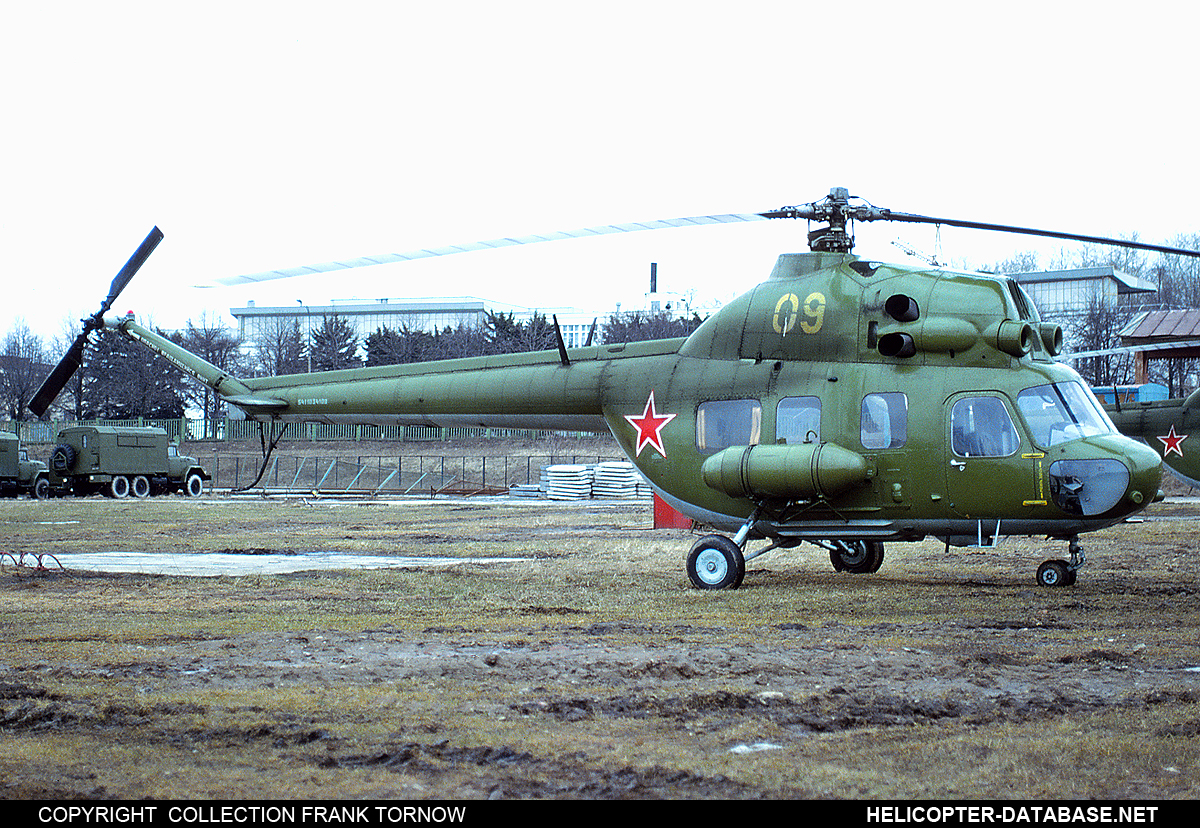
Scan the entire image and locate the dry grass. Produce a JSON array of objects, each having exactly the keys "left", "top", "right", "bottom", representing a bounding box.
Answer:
[{"left": 2, "top": 493, "right": 1199, "bottom": 799}]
